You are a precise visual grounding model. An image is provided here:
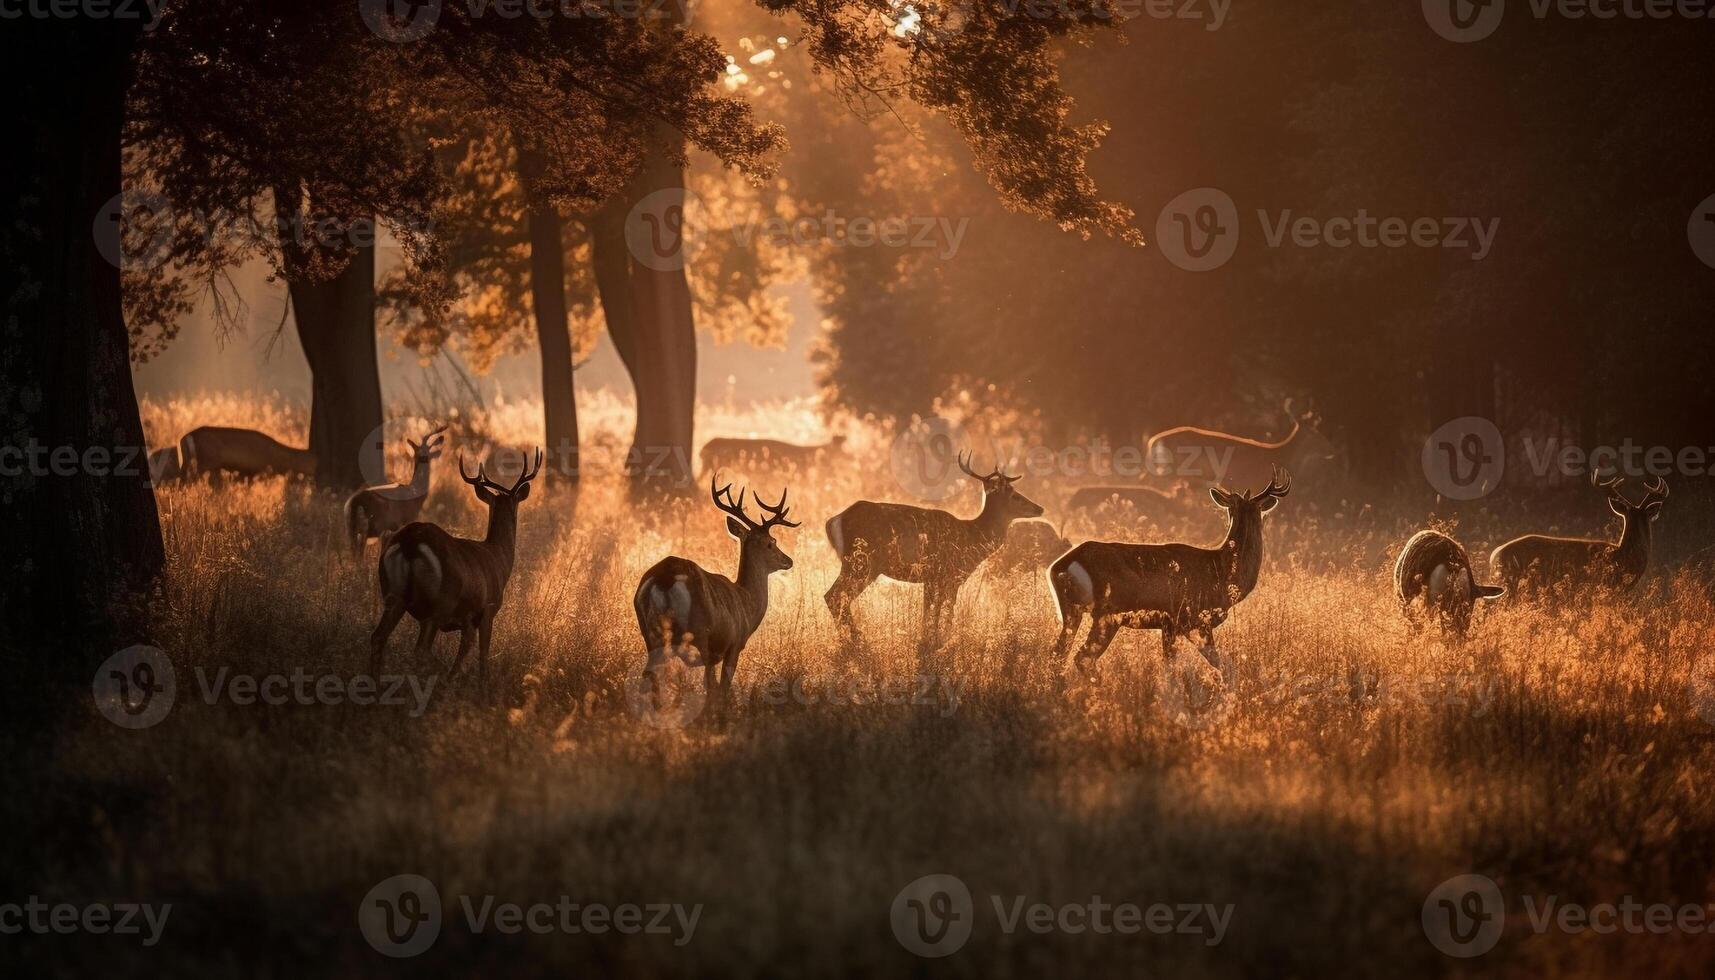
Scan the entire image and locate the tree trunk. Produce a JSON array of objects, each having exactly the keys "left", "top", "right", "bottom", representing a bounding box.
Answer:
[
  {"left": 528, "top": 203, "right": 580, "bottom": 490},
  {"left": 589, "top": 153, "right": 698, "bottom": 496},
  {"left": 285, "top": 232, "right": 384, "bottom": 491},
  {"left": 1, "top": 21, "right": 160, "bottom": 734}
]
